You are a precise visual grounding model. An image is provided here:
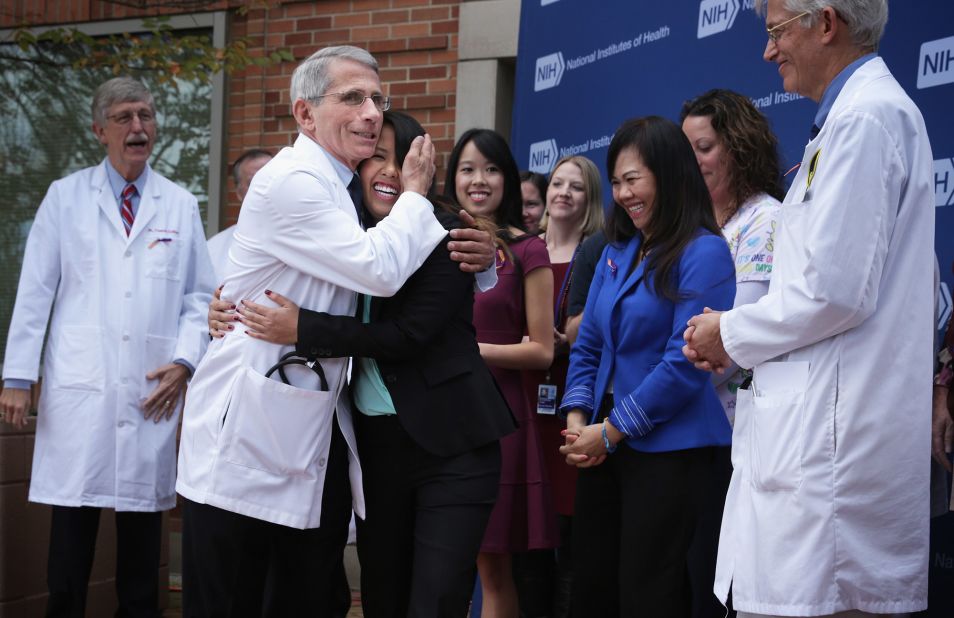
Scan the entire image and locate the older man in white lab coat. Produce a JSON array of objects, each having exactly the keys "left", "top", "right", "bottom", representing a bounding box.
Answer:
[
  {"left": 0, "top": 77, "right": 214, "bottom": 616},
  {"left": 683, "top": 1, "right": 934, "bottom": 616},
  {"left": 176, "top": 45, "right": 493, "bottom": 616}
]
